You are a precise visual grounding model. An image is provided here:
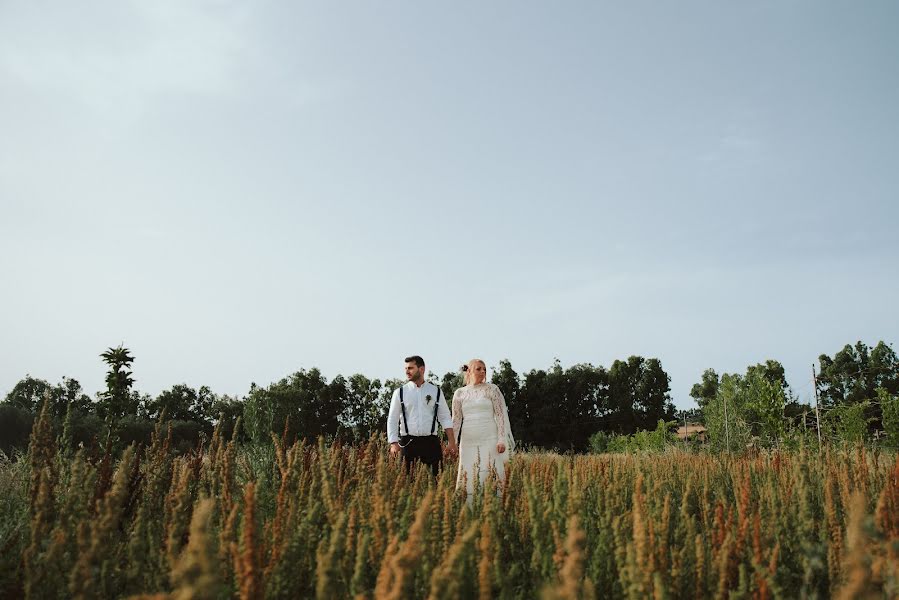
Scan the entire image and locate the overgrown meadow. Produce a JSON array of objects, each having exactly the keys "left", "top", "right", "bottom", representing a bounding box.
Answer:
[{"left": 2, "top": 402, "right": 898, "bottom": 599}]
